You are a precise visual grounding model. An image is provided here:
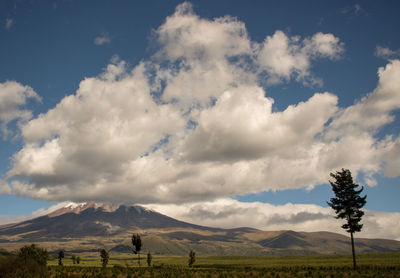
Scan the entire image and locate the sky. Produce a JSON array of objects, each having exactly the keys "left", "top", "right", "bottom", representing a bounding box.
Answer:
[{"left": 0, "top": 0, "right": 400, "bottom": 240}]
